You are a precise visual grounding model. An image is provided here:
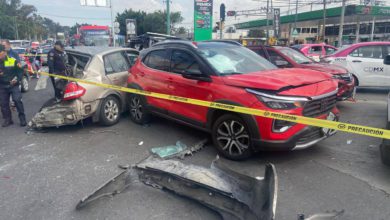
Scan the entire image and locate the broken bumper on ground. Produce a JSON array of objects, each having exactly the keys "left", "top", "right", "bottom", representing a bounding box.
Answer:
[
  {"left": 76, "top": 156, "right": 278, "bottom": 220},
  {"left": 28, "top": 99, "right": 94, "bottom": 128}
]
